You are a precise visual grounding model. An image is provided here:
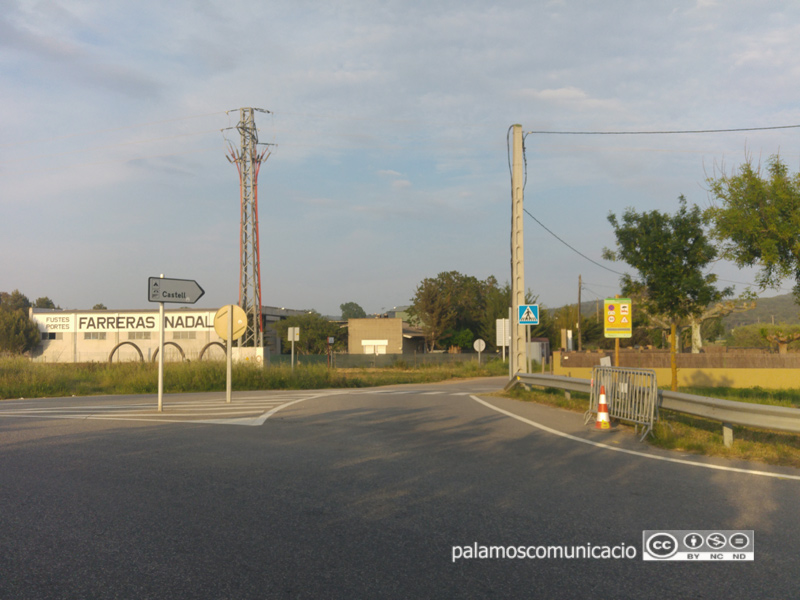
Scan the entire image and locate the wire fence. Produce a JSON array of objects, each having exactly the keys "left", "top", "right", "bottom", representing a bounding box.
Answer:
[{"left": 267, "top": 352, "right": 504, "bottom": 369}]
